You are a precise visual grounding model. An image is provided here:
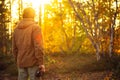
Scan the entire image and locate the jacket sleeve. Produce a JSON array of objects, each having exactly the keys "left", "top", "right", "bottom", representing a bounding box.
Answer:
[
  {"left": 33, "top": 26, "right": 44, "bottom": 66},
  {"left": 12, "top": 32, "right": 18, "bottom": 61}
]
